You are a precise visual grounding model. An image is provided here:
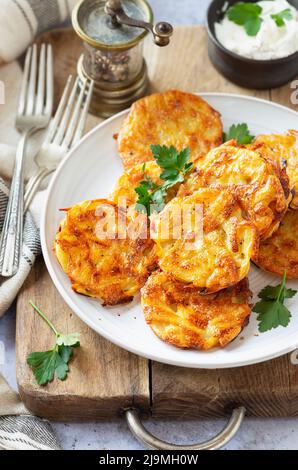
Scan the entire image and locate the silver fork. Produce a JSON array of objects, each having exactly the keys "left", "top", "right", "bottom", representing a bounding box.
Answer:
[
  {"left": 0, "top": 44, "right": 53, "bottom": 277},
  {"left": 23, "top": 76, "right": 94, "bottom": 212}
]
